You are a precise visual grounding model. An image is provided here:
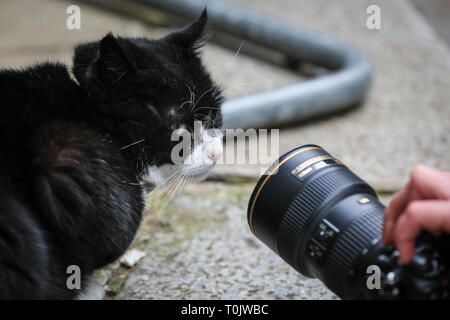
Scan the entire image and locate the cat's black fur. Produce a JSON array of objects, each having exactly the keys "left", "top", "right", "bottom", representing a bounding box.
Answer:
[{"left": 0, "top": 10, "right": 222, "bottom": 299}]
